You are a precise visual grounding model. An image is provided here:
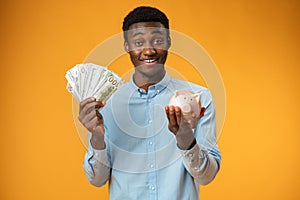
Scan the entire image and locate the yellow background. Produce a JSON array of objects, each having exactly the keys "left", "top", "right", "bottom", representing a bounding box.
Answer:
[{"left": 1, "top": 0, "right": 299, "bottom": 199}]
